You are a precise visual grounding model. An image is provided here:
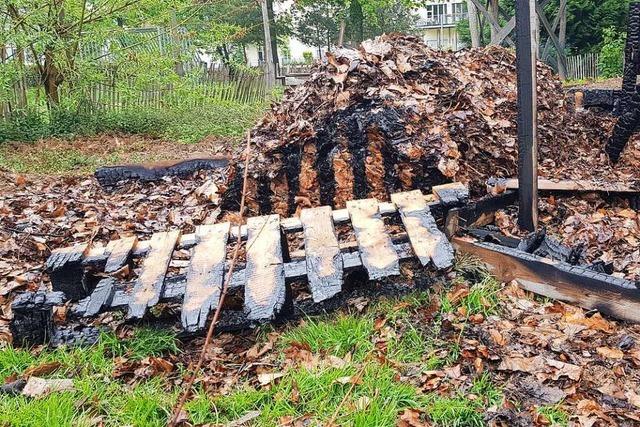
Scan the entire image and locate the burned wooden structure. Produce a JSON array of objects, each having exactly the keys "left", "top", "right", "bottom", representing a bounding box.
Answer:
[{"left": 13, "top": 185, "right": 467, "bottom": 346}]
